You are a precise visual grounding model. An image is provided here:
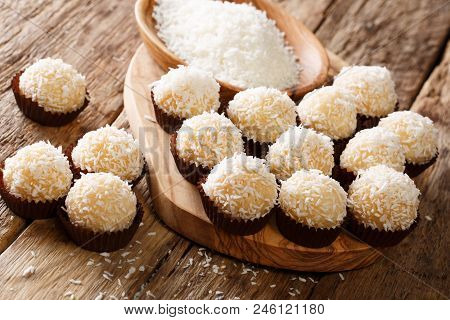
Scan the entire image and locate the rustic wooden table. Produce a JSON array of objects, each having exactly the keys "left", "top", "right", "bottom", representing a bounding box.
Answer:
[{"left": 0, "top": 0, "right": 448, "bottom": 300}]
